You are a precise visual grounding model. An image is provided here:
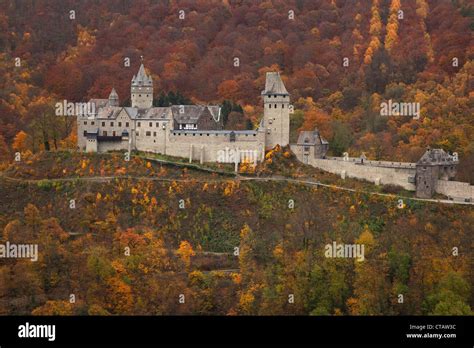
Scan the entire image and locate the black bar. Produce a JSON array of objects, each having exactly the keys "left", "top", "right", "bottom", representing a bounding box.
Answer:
[{"left": 0, "top": 316, "right": 472, "bottom": 346}]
